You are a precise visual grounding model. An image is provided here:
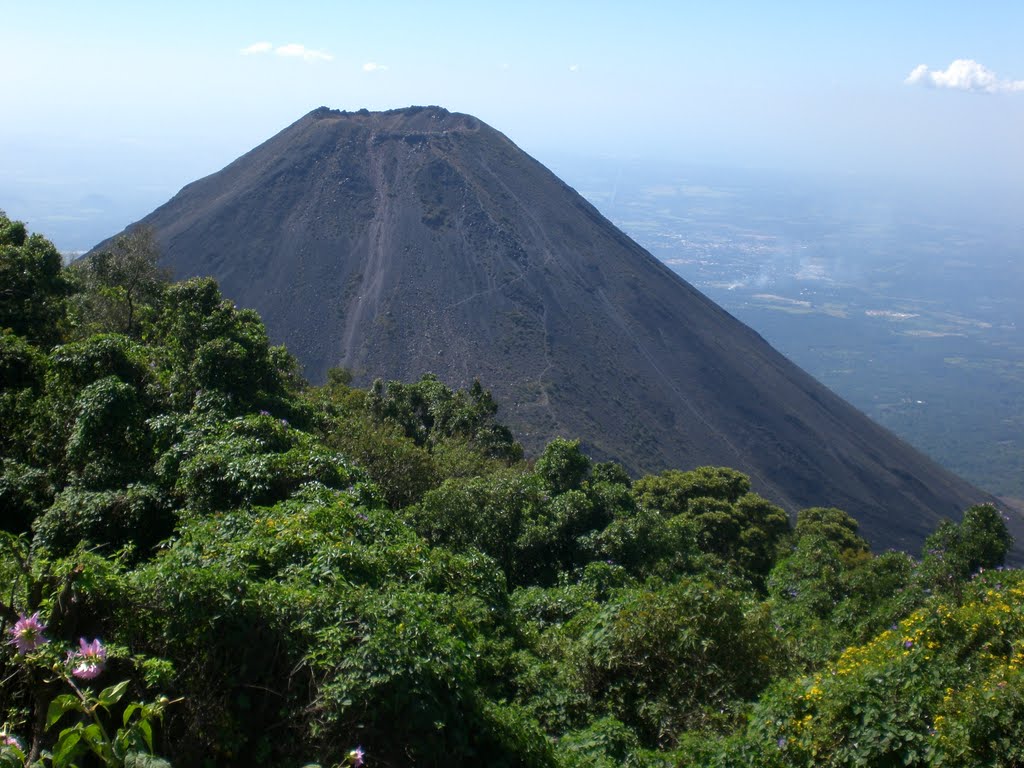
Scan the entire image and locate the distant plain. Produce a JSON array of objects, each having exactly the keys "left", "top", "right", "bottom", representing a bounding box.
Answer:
[{"left": 551, "top": 156, "right": 1024, "bottom": 500}]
